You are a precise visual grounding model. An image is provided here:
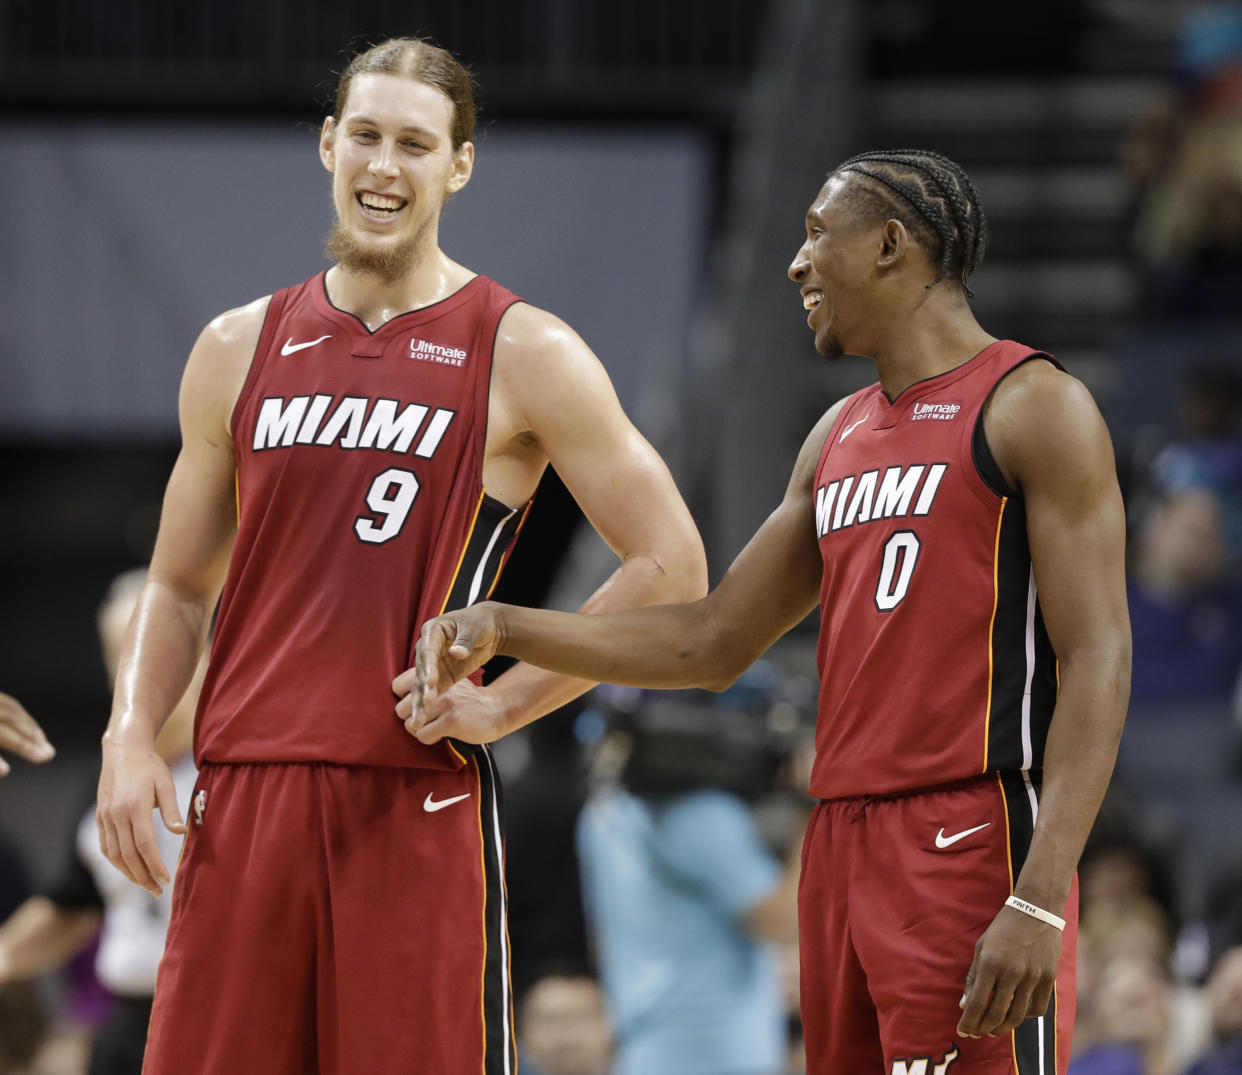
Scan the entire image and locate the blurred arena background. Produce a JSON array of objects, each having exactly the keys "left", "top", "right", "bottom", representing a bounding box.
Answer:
[{"left": 2, "top": 1, "right": 1242, "bottom": 1072}]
